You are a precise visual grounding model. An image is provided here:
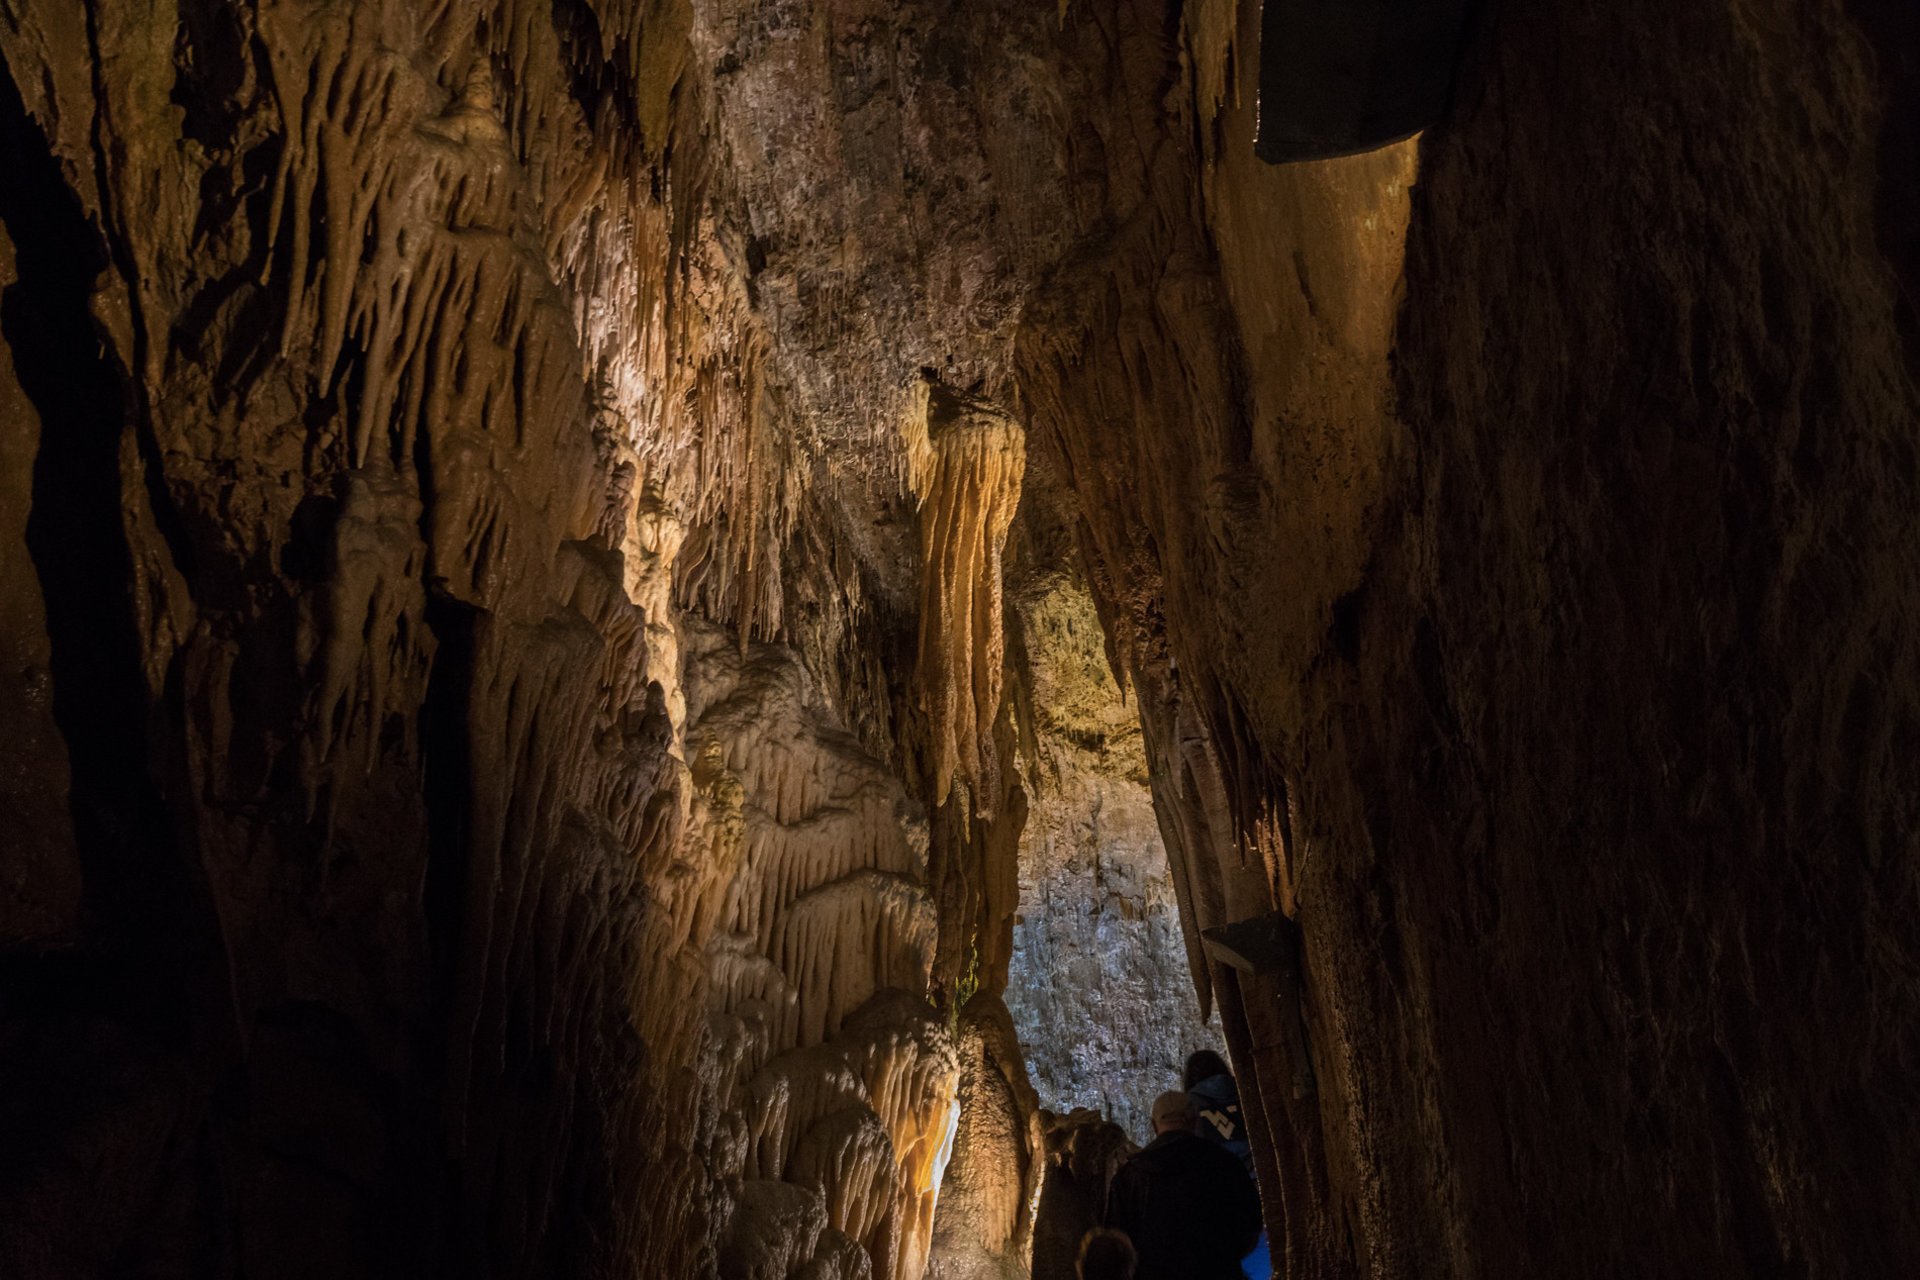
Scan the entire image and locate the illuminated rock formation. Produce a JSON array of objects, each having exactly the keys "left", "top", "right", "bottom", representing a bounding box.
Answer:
[
  {"left": 2, "top": 1, "right": 1917, "bottom": 1278},
  {"left": 905, "top": 379, "right": 1026, "bottom": 816},
  {"left": 1005, "top": 561, "right": 1218, "bottom": 1143},
  {"left": 923, "top": 1004, "right": 1045, "bottom": 1280},
  {"left": 677, "top": 619, "right": 960, "bottom": 1279}
]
